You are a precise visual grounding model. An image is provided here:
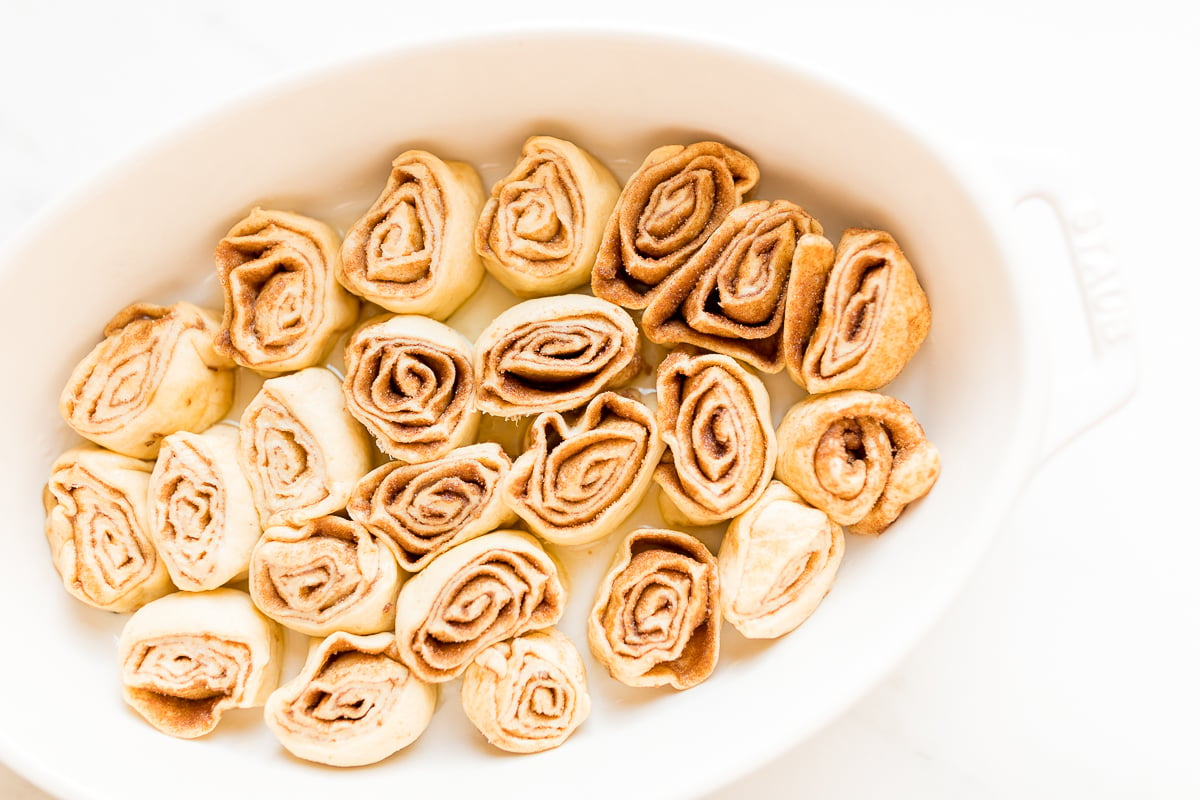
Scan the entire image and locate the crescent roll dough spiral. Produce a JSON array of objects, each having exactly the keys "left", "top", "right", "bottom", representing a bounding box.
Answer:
[
  {"left": 775, "top": 390, "right": 940, "bottom": 535},
  {"left": 215, "top": 207, "right": 359, "bottom": 374},
  {"left": 148, "top": 425, "right": 261, "bottom": 591},
  {"left": 474, "top": 294, "right": 641, "bottom": 417},
  {"left": 348, "top": 443, "right": 517, "bottom": 572},
  {"left": 461, "top": 628, "right": 590, "bottom": 753},
  {"left": 393, "top": 530, "right": 565, "bottom": 683},
  {"left": 342, "top": 314, "right": 480, "bottom": 463},
  {"left": 654, "top": 350, "right": 776, "bottom": 526},
  {"left": 339, "top": 150, "right": 486, "bottom": 319},
  {"left": 118, "top": 589, "right": 283, "bottom": 739},
  {"left": 43, "top": 446, "right": 173, "bottom": 612},
  {"left": 503, "top": 392, "right": 664, "bottom": 546},
  {"left": 717, "top": 481, "right": 844, "bottom": 638},
  {"left": 239, "top": 368, "right": 374, "bottom": 528},
  {"left": 249, "top": 515, "right": 401, "bottom": 637},
  {"left": 264, "top": 631, "right": 437, "bottom": 767},
  {"left": 476, "top": 136, "right": 620, "bottom": 297},
  {"left": 641, "top": 200, "right": 834, "bottom": 373},
  {"left": 797, "top": 228, "right": 931, "bottom": 392},
  {"left": 592, "top": 141, "right": 759, "bottom": 309},
  {"left": 587, "top": 529, "right": 720, "bottom": 690},
  {"left": 59, "top": 302, "right": 235, "bottom": 459}
]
